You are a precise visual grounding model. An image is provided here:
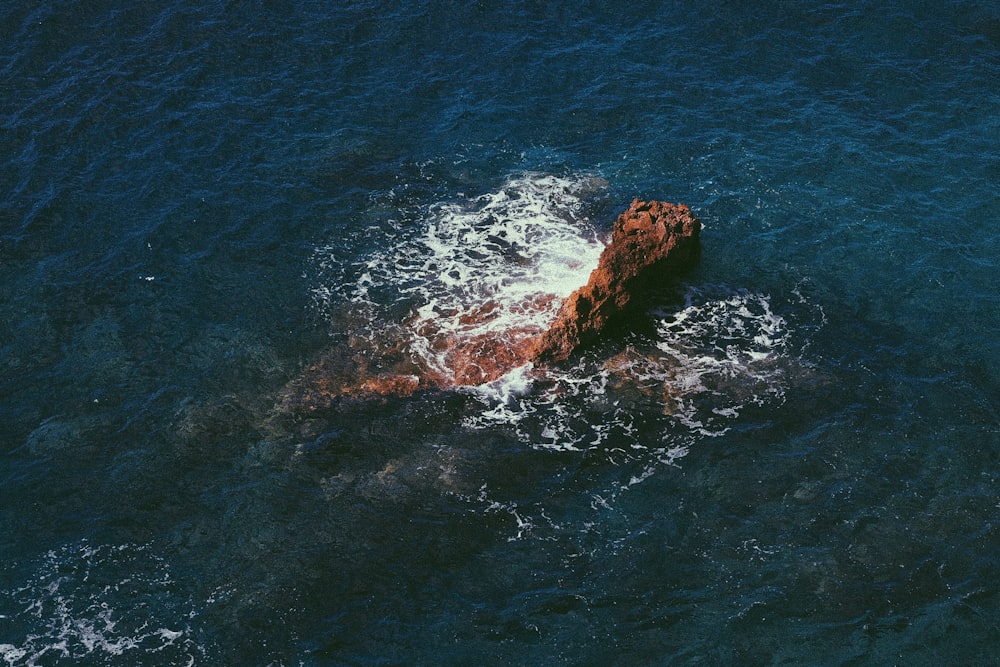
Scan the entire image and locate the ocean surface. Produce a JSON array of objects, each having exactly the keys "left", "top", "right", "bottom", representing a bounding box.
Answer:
[{"left": 2, "top": 1, "right": 999, "bottom": 664}]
